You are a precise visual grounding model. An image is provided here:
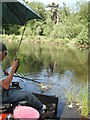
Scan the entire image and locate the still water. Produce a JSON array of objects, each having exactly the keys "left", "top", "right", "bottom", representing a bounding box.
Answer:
[{"left": 3, "top": 42, "right": 88, "bottom": 100}]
